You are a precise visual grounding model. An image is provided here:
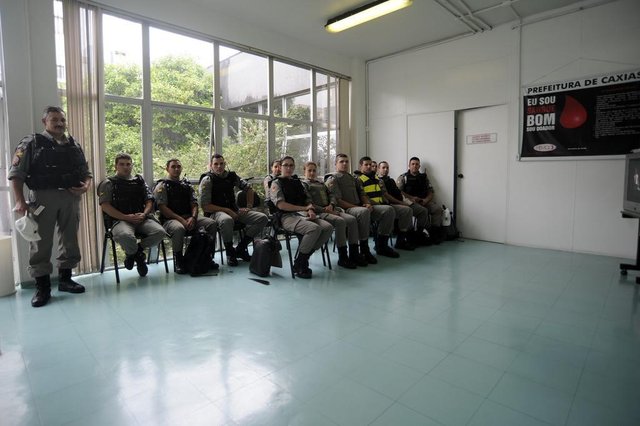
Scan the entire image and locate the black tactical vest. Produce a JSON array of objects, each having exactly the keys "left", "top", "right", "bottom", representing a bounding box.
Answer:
[
  {"left": 403, "top": 172, "right": 429, "bottom": 198},
  {"left": 276, "top": 176, "right": 307, "bottom": 207},
  {"left": 26, "top": 134, "right": 86, "bottom": 190},
  {"left": 381, "top": 175, "right": 403, "bottom": 201},
  {"left": 201, "top": 171, "right": 238, "bottom": 210},
  {"left": 109, "top": 175, "right": 147, "bottom": 215},
  {"left": 158, "top": 179, "right": 193, "bottom": 221}
]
